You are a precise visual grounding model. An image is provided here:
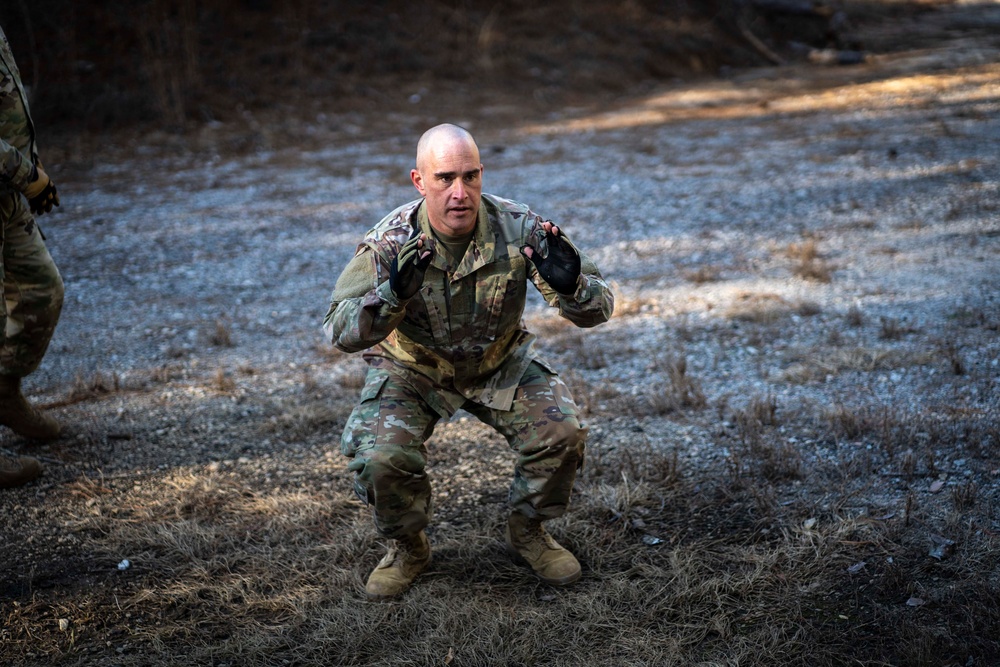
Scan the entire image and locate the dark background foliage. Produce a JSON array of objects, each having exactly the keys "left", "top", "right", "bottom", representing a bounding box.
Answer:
[{"left": 0, "top": 0, "right": 913, "bottom": 133}]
